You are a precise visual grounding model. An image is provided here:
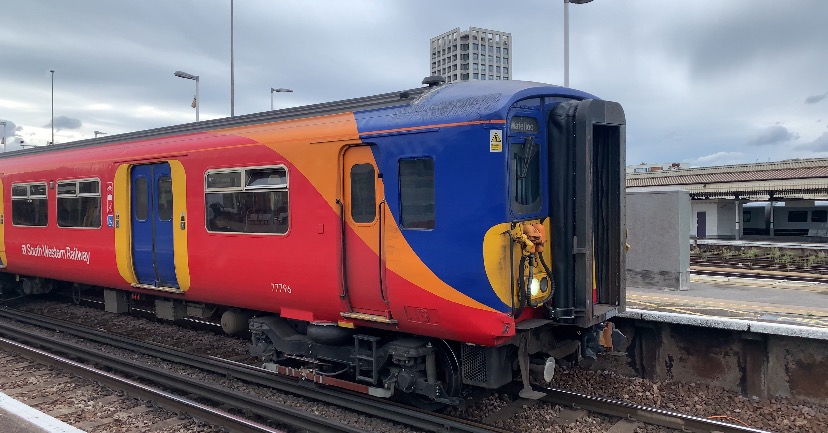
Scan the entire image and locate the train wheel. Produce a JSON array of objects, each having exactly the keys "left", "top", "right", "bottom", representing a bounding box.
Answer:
[{"left": 401, "top": 339, "right": 462, "bottom": 410}]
